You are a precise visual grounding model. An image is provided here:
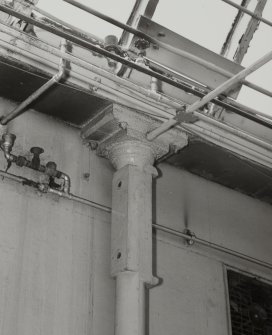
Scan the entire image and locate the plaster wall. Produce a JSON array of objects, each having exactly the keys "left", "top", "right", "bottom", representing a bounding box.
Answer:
[
  {"left": 0, "top": 98, "right": 271, "bottom": 335},
  {"left": 0, "top": 98, "right": 114, "bottom": 335}
]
